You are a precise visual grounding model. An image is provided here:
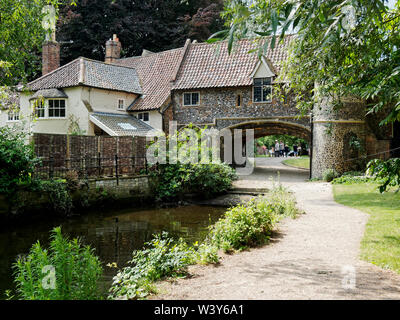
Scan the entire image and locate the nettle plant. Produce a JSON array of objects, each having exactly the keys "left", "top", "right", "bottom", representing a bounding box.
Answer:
[{"left": 13, "top": 227, "right": 103, "bottom": 300}]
